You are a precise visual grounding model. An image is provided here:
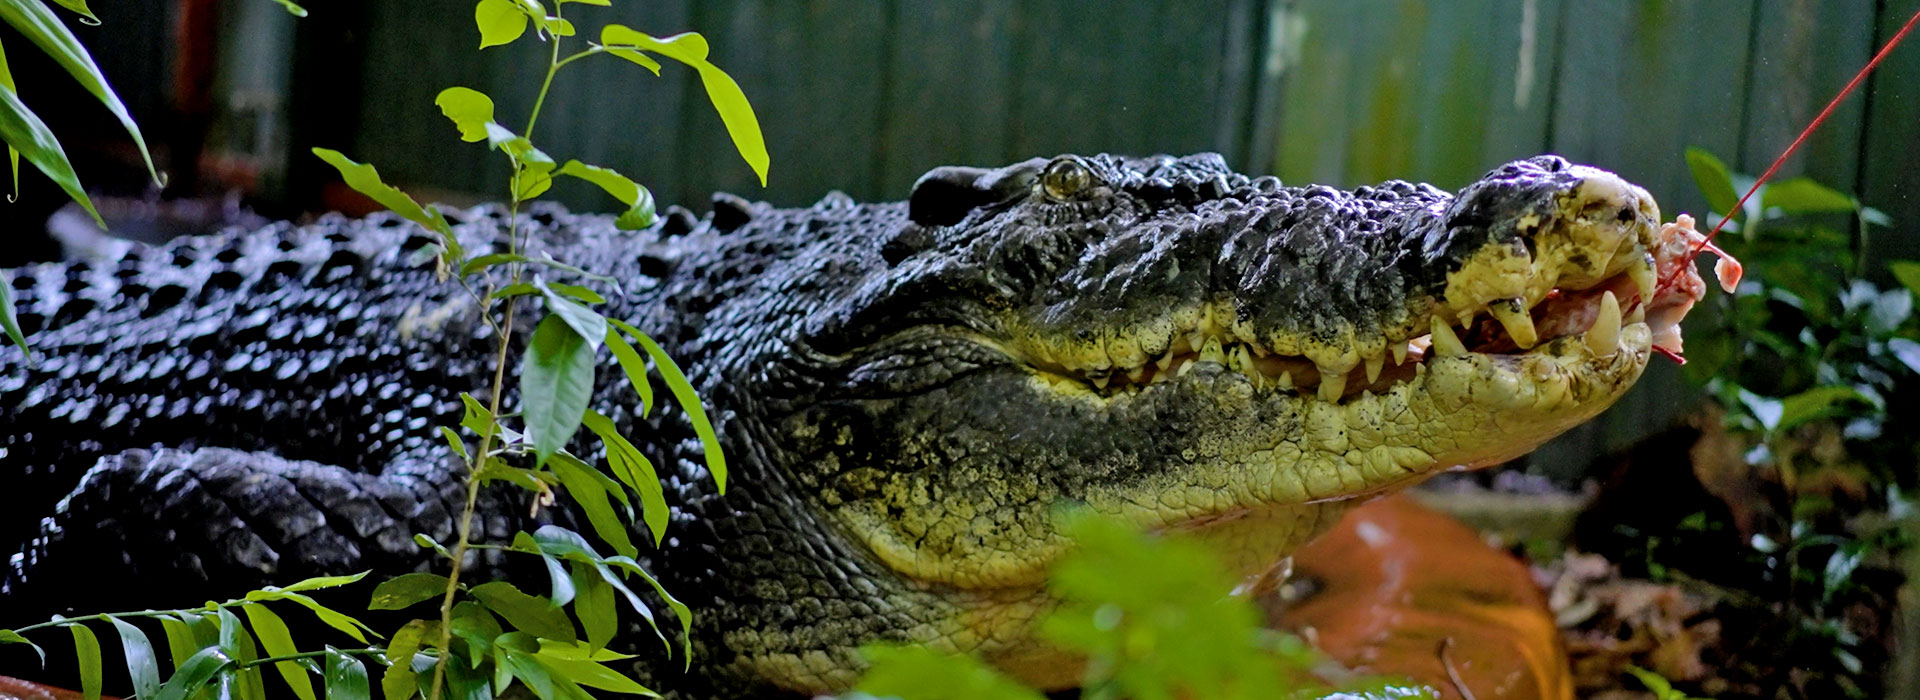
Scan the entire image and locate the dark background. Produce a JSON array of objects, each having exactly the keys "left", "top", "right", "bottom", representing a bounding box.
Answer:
[{"left": 8, "top": 0, "right": 1918, "bottom": 477}]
